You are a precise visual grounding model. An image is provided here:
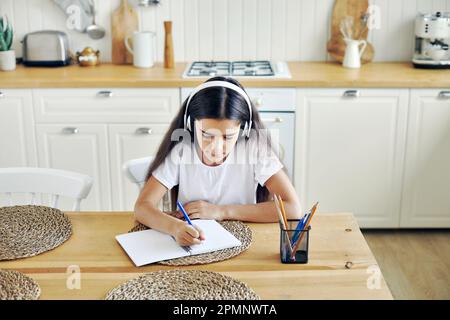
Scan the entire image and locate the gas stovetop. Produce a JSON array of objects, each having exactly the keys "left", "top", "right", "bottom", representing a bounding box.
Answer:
[{"left": 183, "top": 60, "right": 291, "bottom": 78}]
